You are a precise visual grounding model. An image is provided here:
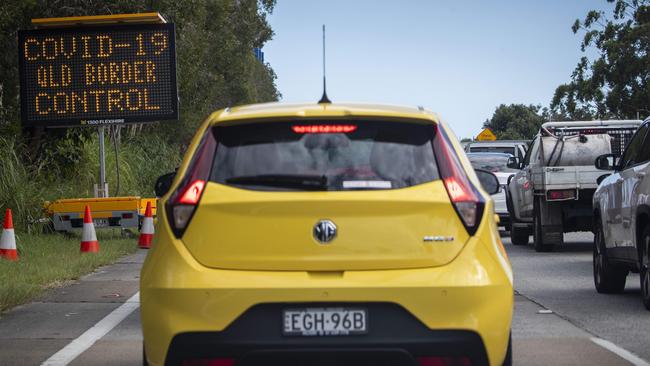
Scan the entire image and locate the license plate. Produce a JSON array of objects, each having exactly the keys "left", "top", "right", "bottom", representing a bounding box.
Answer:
[
  {"left": 283, "top": 308, "right": 367, "bottom": 336},
  {"left": 93, "top": 219, "right": 109, "bottom": 227}
]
